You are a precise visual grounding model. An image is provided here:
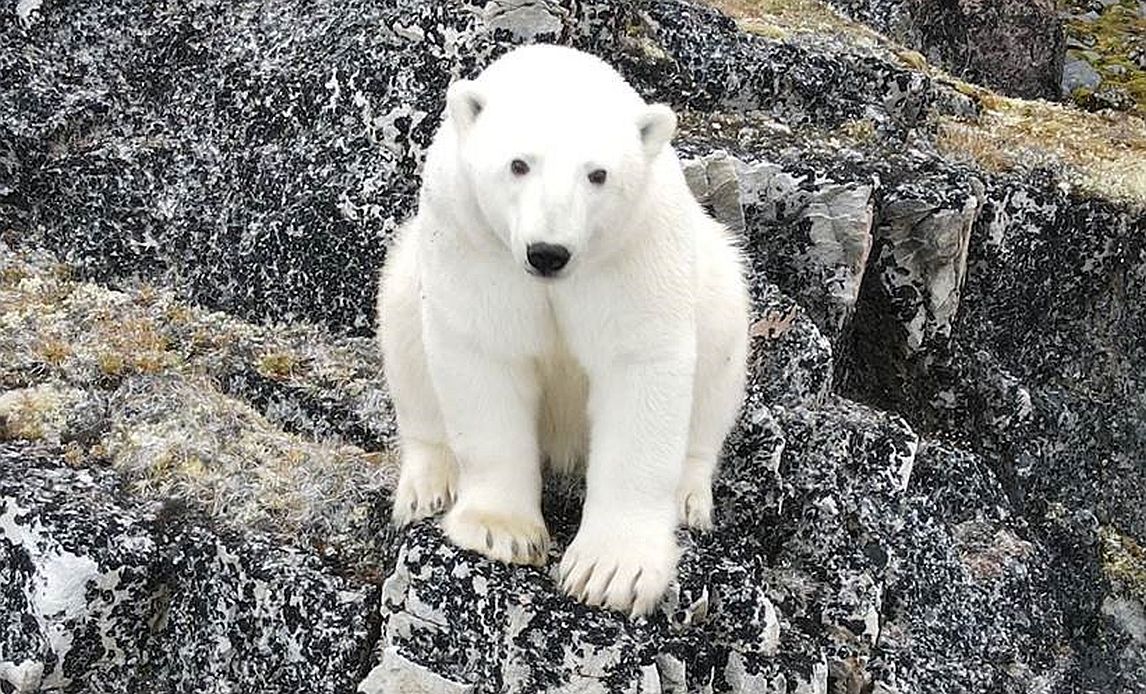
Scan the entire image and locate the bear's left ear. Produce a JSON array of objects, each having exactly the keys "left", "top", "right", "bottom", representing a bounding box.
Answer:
[
  {"left": 446, "top": 79, "right": 485, "bottom": 137},
  {"left": 637, "top": 104, "right": 677, "bottom": 158}
]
